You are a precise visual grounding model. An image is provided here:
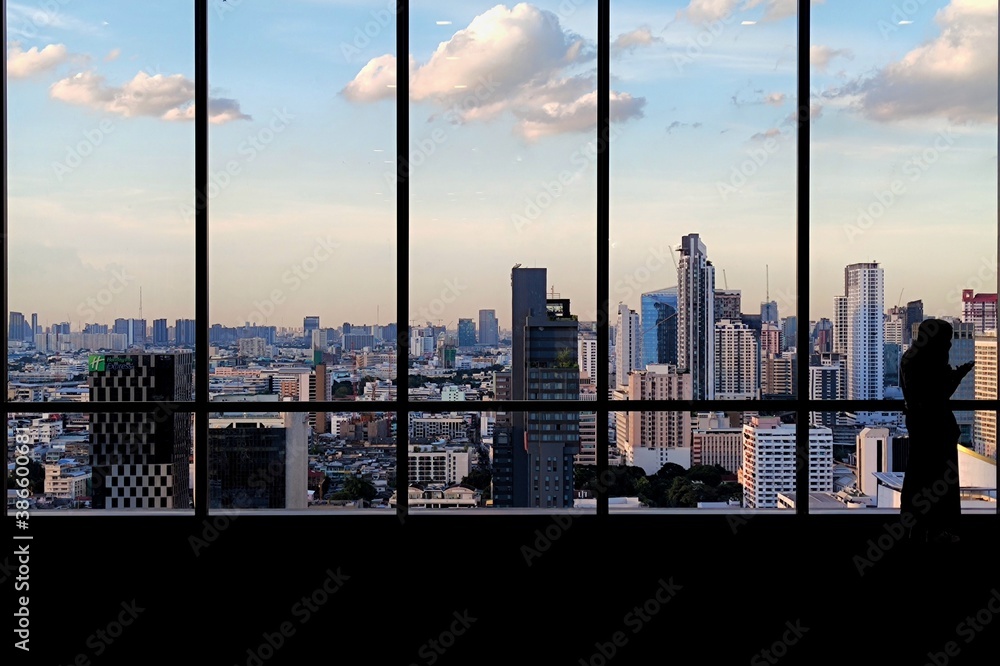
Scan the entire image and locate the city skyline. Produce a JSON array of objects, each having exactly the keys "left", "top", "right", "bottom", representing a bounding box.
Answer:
[{"left": 6, "top": 0, "right": 997, "bottom": 329}]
